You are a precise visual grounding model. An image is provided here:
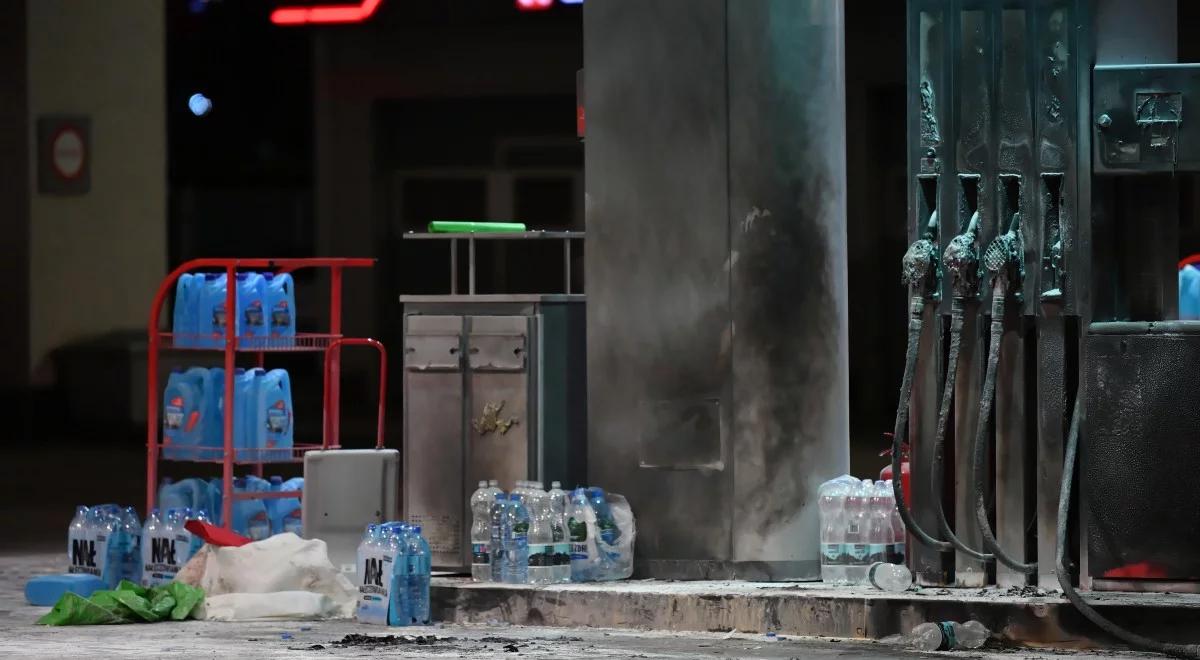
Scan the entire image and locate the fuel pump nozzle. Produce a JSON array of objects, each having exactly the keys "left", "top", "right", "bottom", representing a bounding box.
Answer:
[
  {"left": 927, "top": 212, "right": 995, "bottom": 561},
  {"left": 891, "top": 210, "right": 960, "bottom": 552},
  {"left": 971, "top": 212, "right": 1036, "bottom": 573}
]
